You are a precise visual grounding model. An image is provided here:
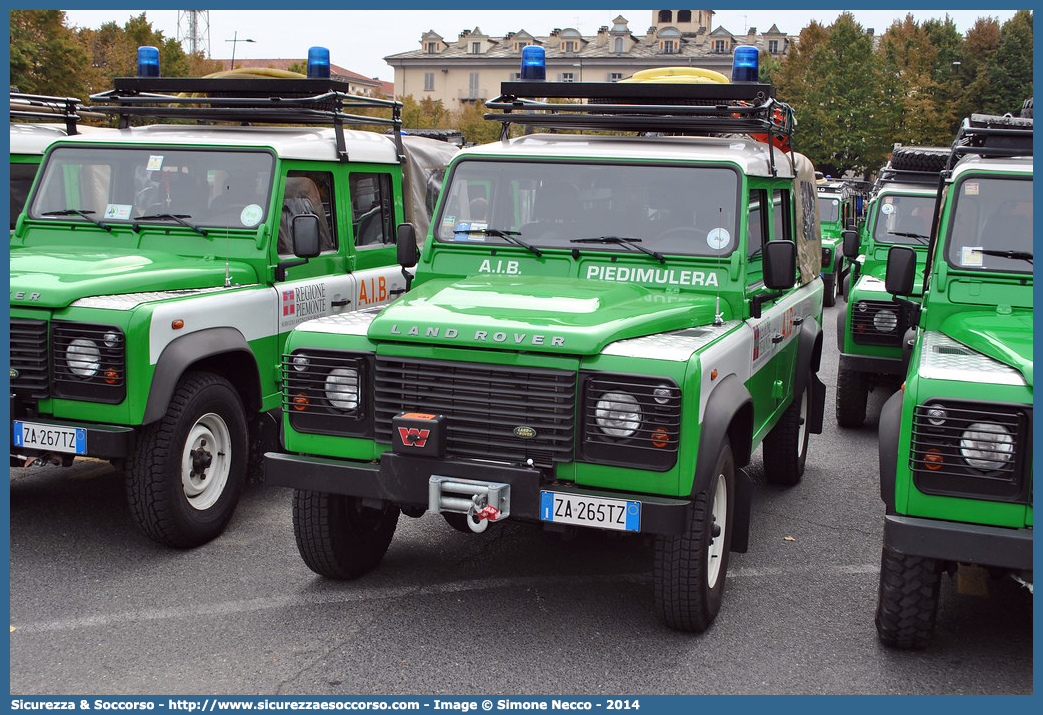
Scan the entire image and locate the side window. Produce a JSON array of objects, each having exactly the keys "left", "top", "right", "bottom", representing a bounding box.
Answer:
[
  {"left": 277, "top": 171, "right": 336, "bottom": 256},
  {"left": 772, "top": 188, "right": 792, "bottom": 242},
  {"left": 350, "top": 173, "right": 394, "bottom": 247},
  {"left": 747, "top": 189, "right": 766, "bottom": 286}
]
